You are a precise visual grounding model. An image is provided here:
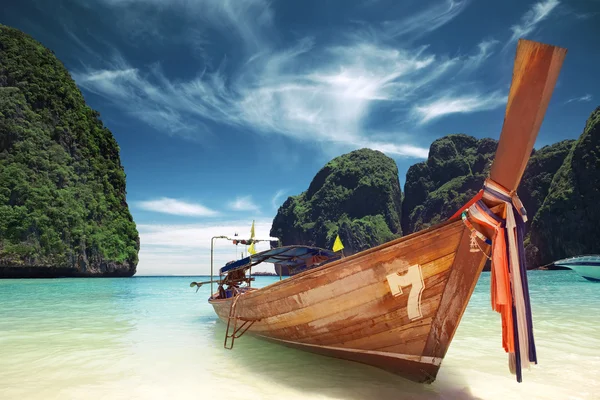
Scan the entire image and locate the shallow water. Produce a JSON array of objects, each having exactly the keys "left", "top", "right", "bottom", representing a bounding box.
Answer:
[{"left": 1, "top": 271, "right": 599, "bottom": 400}]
